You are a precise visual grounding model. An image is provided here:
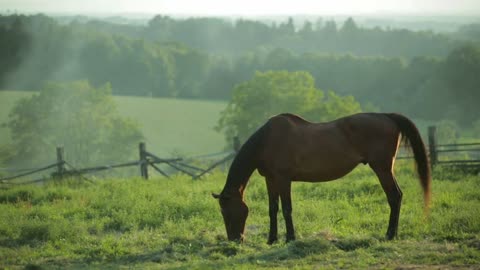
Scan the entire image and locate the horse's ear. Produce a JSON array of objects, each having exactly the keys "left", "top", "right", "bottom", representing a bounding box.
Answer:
[{"left": 212, "top": 193, "right": 221, "bottom": 199}]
